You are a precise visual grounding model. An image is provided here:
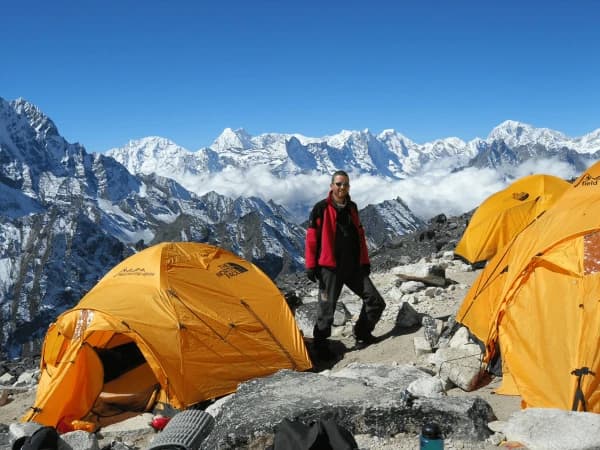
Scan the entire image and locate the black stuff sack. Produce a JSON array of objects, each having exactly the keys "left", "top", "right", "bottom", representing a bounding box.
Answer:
[
  {"left": 269, "top": 418, "right": 358, "bottom": 450},
  {"left": 15, "top": 426, "right": 59, "bottom": 450}
]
